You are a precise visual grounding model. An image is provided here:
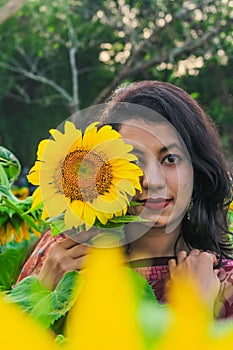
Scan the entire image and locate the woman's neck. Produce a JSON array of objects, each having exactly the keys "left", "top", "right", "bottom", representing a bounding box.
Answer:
[{"left": 126, "top": 224, "right": 183, "bottom": 262}]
